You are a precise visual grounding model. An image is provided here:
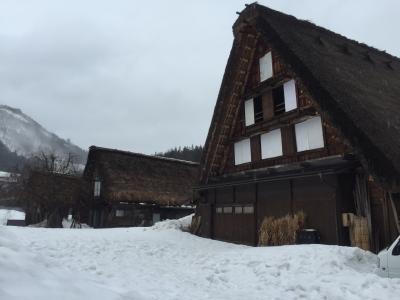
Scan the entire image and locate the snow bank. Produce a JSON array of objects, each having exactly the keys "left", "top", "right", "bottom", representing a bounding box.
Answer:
[
  {"left": 62, "top": 218, "right": 91, "bottom": 229},
  {"left": 1, "top": 216, "right": 399, "bottom": 300},
  {"left": 0, "top": 227, "right": 135, "bottom": 300},
  {"left": 149, "top": 214, "right": 193, "bottom": 231},
  {"left": 0, "top": 209, "right": 25, "bottom": 225}
]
